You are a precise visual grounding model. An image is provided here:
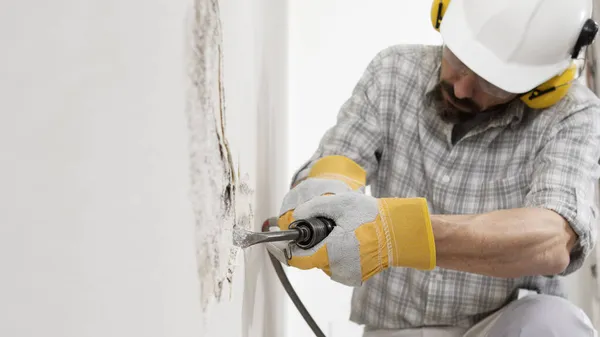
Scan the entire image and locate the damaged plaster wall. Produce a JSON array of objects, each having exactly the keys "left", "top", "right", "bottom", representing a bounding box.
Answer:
[
  {"left": 190, "top": 0, "right": 288, "bottom": 336},
  {"left": 187, "top": 0, "right": 250, "bottom": 311},
  {"left": 0, "top": 0, "right": 286, "bottom": 336}
]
